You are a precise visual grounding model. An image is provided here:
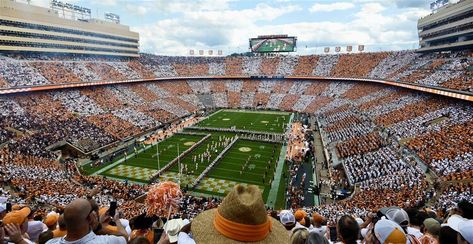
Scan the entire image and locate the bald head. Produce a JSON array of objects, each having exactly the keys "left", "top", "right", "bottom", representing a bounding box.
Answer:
[{"left": 64, "top": 199, "right": 92, "bottom": 232}]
